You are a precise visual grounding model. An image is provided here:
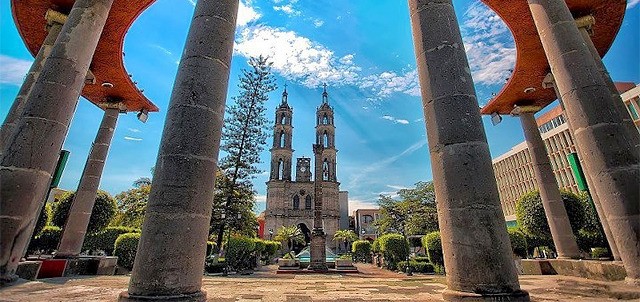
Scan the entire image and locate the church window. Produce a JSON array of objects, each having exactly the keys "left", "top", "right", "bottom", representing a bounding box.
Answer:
[
  {"left": 305, "top": 195, "right": 312, "bottom": 210},
  {"left": 278, "top": 159, "right": 284, "bottom": 180},
  {"left": 323, "top": 159, "right": 329, "bottom": 181},
  {"left": 293, "top": 195, "right": 300, "bottom": 209},
  {"left": 280, "top": 131, "right": 285, "bottom": 148},
  {"left": 322, "top": 114, "right": 329, "bottom": 125},
  {"left": 281, "top": 114, "right": 287, "bottom": 125},
  {"left": 323, "top": 131, "right": 329, "bottom": 147}
]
